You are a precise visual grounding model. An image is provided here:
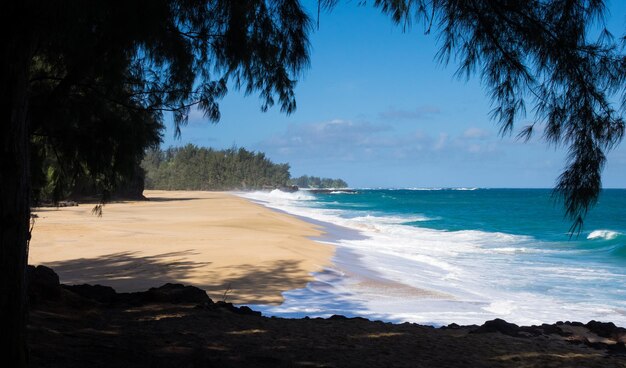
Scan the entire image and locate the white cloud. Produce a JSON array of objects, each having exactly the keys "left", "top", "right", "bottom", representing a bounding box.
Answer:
[
  {"left": 378, "top": 105, "right": 441, "bottom": 121},
  {"left": 256, "top": 119, "right": 504, "bottom": 165},
  {"left": 433, "top": 133, "right": 448, "bottom": 151},
  {"left": 463, "top": 127, "right": 490, "bottom": 139}
]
